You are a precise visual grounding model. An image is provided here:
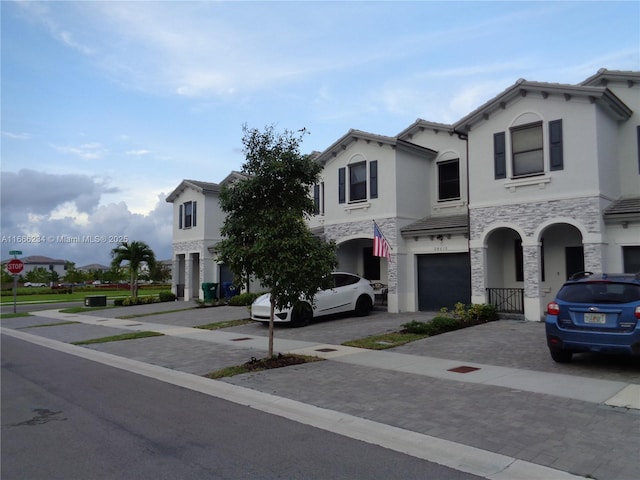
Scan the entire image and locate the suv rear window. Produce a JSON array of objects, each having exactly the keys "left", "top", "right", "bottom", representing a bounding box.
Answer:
[{"left": 557, "top": 282, "right": 640, "bottom": 304}]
